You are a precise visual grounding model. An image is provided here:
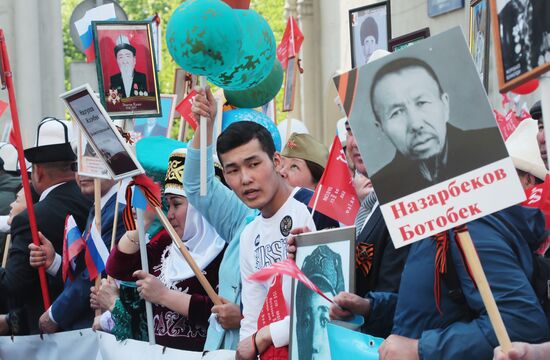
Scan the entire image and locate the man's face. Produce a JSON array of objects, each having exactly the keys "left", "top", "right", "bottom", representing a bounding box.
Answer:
[
  {"left": 297, "top": 290, "right": 331, "bottom": 360},
  {"left": 373, "top": 66, "right": 449, "bottom": 161},
  {"left": 116, "top": 49, "right": 136, "bottom": 75},
  {"left": 221, "top": 139, "right": 282, "bottom": 214},
  {"left": 345, "top": 121, "right": 367, "bottom": 175},
  {"left": 537, "top": 117, "right": 547, "bottom": 169},
  {"left": 76, "top": 174, "right": 115, "bottom": 197},
  {"left": 362, "top": 35, "right": 377, "bottom": 62}
]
